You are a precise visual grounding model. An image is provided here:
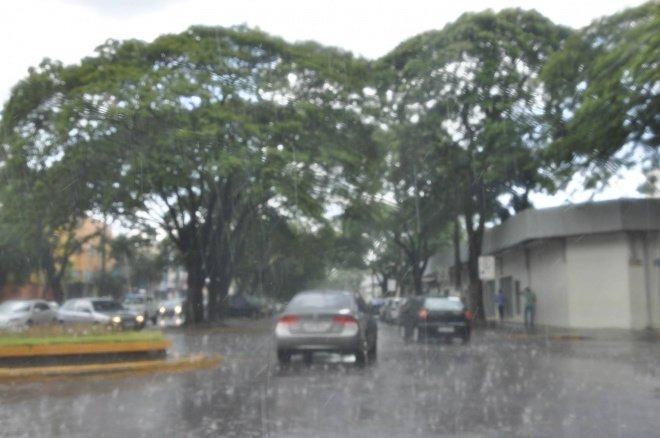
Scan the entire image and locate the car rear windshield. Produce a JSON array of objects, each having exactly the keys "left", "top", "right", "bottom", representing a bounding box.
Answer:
[
  {"left": 92, "top": 300, "right": 124, "bottom": 312},
  {"left": 287, "top": 293, "right": 354, "bottom": 312},
  {"left": 423, "top": 298, "right": 464, "bottom": 311}
]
